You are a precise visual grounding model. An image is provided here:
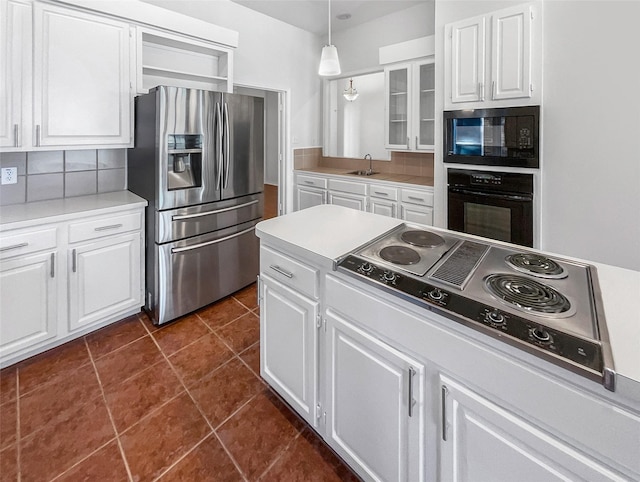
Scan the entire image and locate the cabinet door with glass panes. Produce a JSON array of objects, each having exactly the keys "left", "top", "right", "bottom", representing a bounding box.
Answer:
[
  {"left": 384, "top": 63, "right": 412, "bottom": 150},
  {"left": 415, "top": 59, "right": 435, "bottom": 150}
]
